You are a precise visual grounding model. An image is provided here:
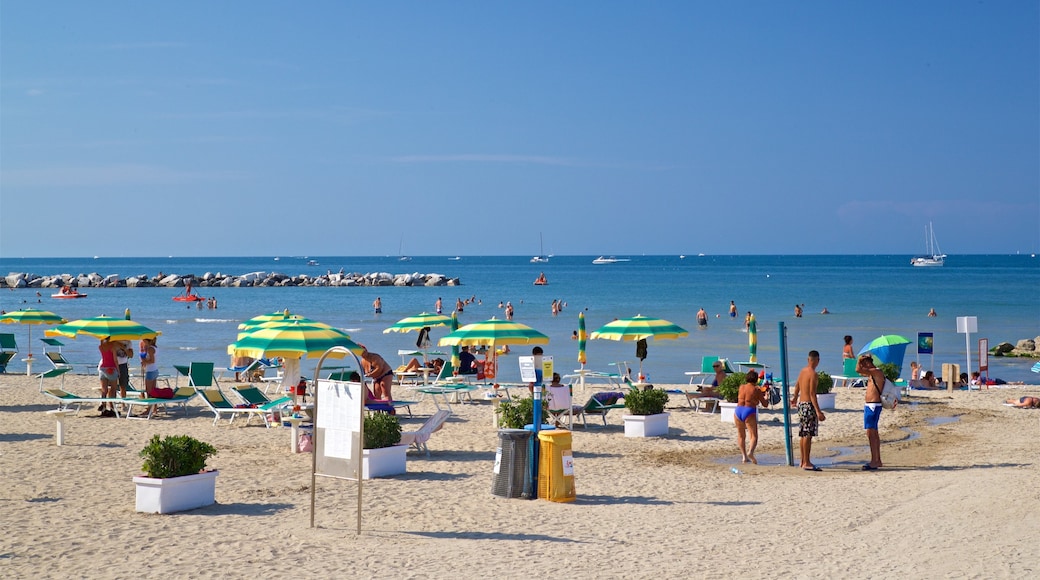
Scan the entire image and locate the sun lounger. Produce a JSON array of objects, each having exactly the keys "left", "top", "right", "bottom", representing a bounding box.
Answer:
[
  {"left": 399, "top": 410, "right": 452, "bottom": 457},
  {"left": 41, "top": 388, "right": 125, "bottom": 416},
  {"left": 36, "top": 366, "right": 72, "bottom": 391},
  {"left": 197, "top": 388, "right": 282, "bottom": 427},
  {"left": 546, "top": 384, "right": 584, "bottom": 429},
  {"left": 831, "top": 358, "right": 861, "bottom": 389},
  {"left": 0, "top": 333, "right": 17, "bottom": 373},
  {"left": 122, "top": 387, "right": 199, "bottom": 420},
  {"left": 577, "top": 391, "right": 626, "bottom": 427}
]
